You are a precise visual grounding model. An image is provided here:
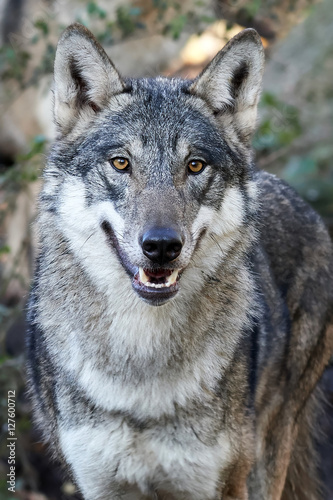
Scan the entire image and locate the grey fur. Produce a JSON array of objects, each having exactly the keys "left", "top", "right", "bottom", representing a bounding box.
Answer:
[{"left": 27, "top": 23, "right": 333, "bottom": 500}]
